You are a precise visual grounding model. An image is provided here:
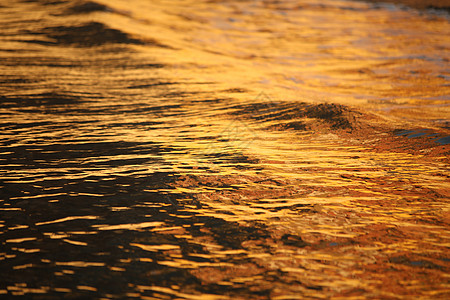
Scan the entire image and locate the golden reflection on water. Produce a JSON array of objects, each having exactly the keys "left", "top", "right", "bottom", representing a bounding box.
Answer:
[
  {"left": 111, "top": 0, "right": 450, "bottom": 125},
  {"left": 0, "top": 0, "right": 449, "bottom": 299}
]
